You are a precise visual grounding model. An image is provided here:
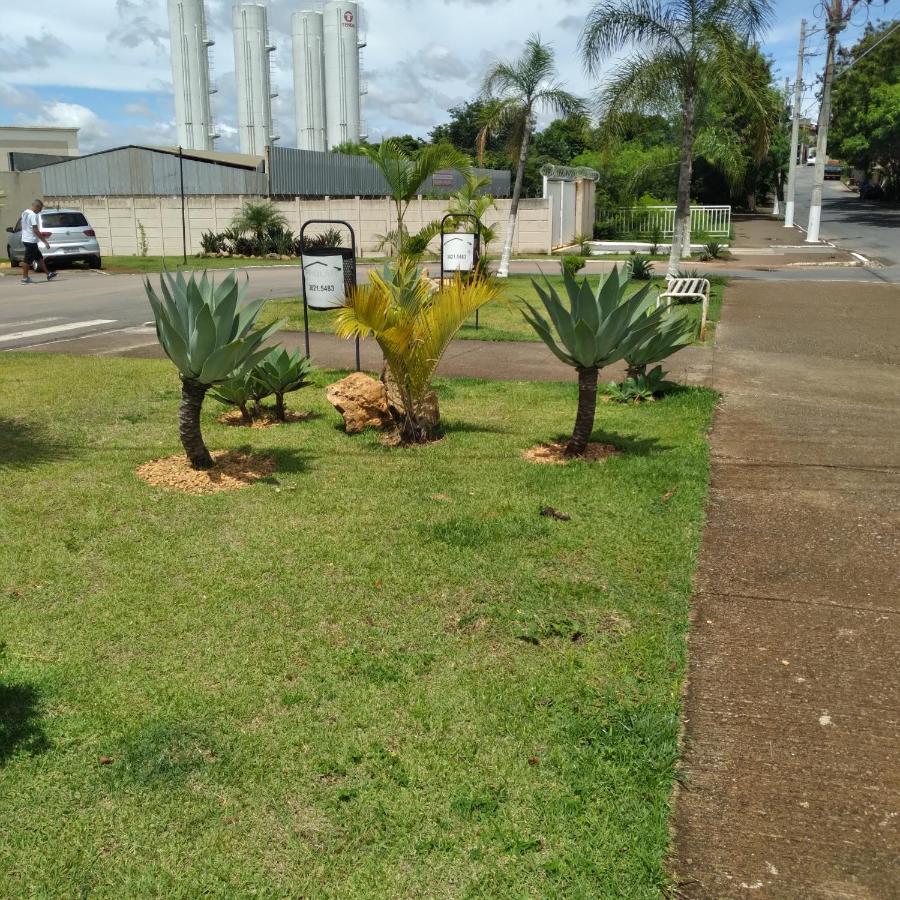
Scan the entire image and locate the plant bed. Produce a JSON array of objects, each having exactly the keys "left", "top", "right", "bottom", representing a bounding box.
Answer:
[
  {"left": 135, "top": 449, "right": 275, "bottom": 494},
  {"left": 0, "top": 353, "right": 716, "bottom": 897},
  {"left": 216, "top": 408, "right": 319, "bottom": 428},
  {"left": 521, "top": 441, "right": 620, "bottom": 464}
]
